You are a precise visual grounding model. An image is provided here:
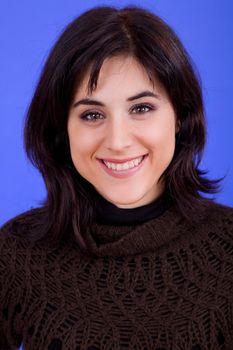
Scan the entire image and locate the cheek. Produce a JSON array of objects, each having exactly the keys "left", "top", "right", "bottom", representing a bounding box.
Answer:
[
  {"left": 142, "top": 120, "right": 176, "bottom": 152},
  {"left": 68, "top": 124, "right": 101, "bottom": 162}
]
